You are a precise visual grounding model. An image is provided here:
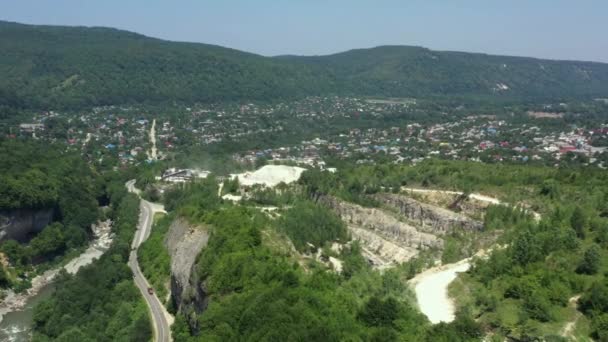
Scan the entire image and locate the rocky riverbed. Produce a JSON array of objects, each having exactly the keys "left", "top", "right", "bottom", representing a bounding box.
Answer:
[{"left": 0, "top": 220, "right": 113, "bottom": 326}]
